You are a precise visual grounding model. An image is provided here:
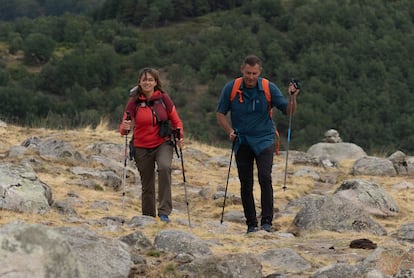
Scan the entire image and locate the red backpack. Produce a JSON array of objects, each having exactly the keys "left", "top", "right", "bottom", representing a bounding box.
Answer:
[{"left": 230, "top": 77, "right": 280, "bottom": 155}]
